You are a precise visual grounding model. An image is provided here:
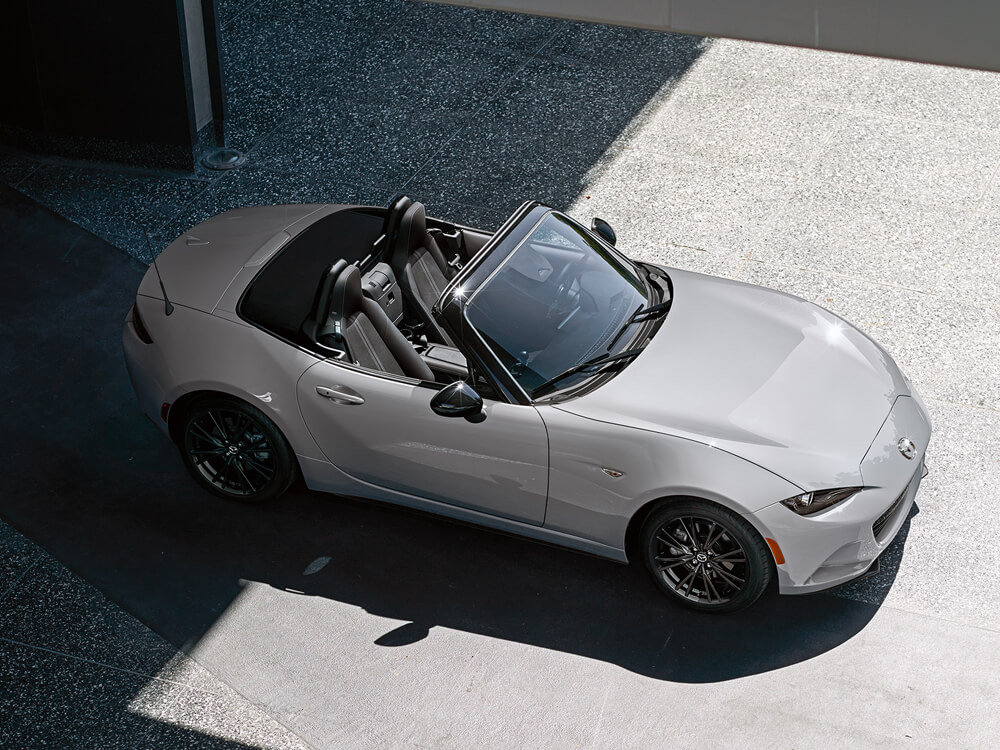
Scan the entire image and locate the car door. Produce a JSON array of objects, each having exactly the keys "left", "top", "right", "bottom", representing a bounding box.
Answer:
[{"left": 296, "top": 359, "right": 549, "bottom": 525}]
